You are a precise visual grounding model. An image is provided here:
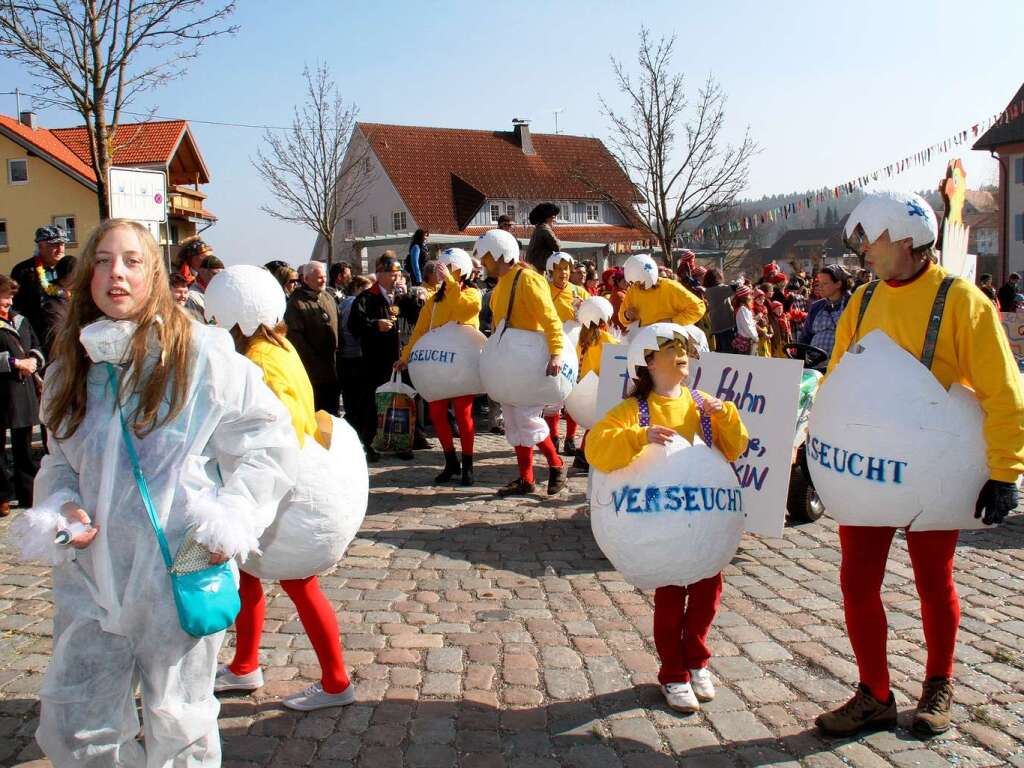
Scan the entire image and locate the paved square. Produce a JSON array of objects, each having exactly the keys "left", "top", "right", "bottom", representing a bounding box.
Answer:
[{"left": 1, "top": 433, "right": 1022, "bottom": 766}]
